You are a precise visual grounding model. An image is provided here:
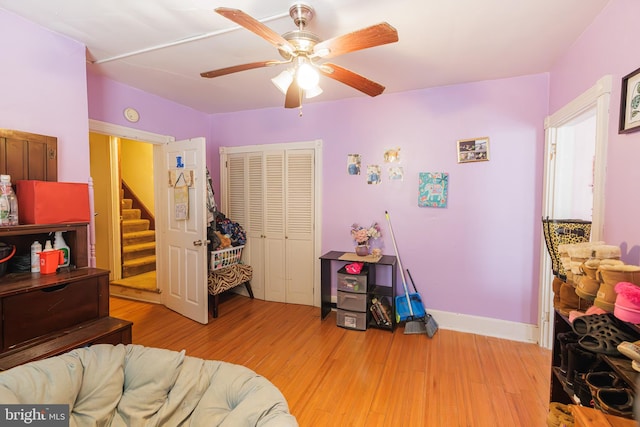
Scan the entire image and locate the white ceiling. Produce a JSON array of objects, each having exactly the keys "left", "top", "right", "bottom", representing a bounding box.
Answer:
[{"left": 0, "top": 0, "right": 609, "bottom": 114}]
